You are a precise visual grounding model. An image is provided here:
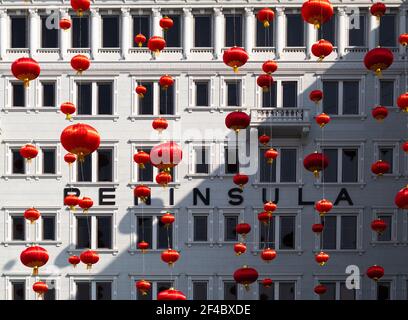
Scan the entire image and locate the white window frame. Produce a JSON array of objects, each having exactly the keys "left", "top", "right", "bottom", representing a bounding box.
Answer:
[
  {"left": 5, "top": 79, "right": 29, "bottom": 109},
  {"left": 220, "top": 75, "right": 246, "bottom": 110},
  {"left": 373, "top": 140, "right": 400, "bottom": 177},
  {"left": 69, "top": 275, "right": 118, "bottom": 300},
  {"left": 188, "top": 277, "right": 213, "bottom": 300},
  {"left": 223, "top": 11, "right": 244, "bottom": 48},
  {"left": 376, "top": 77, "right": 399, "bottom": 107},
  {"left": 36, "top": 77, "right": 61, "bottom": 109},
  {"left": 379, "top": 11, "right": 398, "bottom": 48},
  {"left": 372, "top": 277, "right": 397, "bottom": 300},
  {"left": 129, "top": 276, "right": 176, "bottom": 300},
  {"left": 100, "top": 12, "right": 121, "bottom": 49},
  {"left": 313, "top": 275, "right": 362, "bottom": 300},
  {"left": 220, "top": 278, "right": 241, "bottom": 300},
  {"left": 186, "top": 140, "right": 216, "bottom": 178},
  {"left": 192, "top": 12, "right": 213, "bottom": 48},
  {"left": 256, "top": 277, "right": 301, "bottom": 300},
  {"left": 284, "top": 10, "right": 306, "bottom": 49},
  {"left": 9, "top": 12, "right": 29, "bottom": 49},
  {"left": 371, "top": 207, "right": 398, "bottom": 243},
  {"left": 217, "top": 207, "right": 244, "bottom": 244},
  {"left": 187, "top": 75, "right": 215, "bottom": 110},
  {"left": 256, "top": 78, "right": 302, "bottom": 109},
  {"left": 187, "top": 207, "right": 214, "bottom": 245}
]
